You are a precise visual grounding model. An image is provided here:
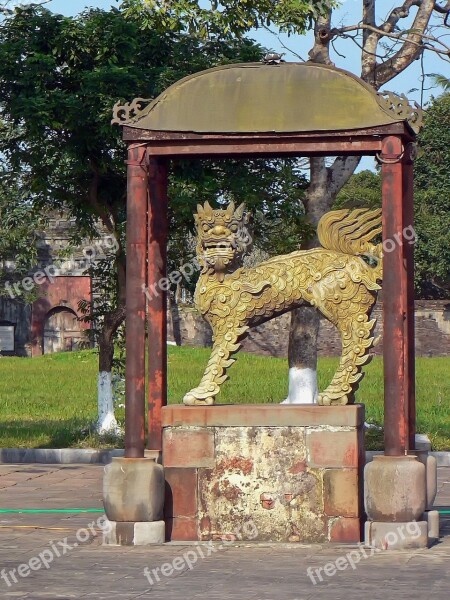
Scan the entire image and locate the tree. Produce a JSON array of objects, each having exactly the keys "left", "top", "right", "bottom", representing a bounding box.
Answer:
[
  {"left": 335, "top": 170, "right": 382, "bottom": 210},
  {"left": 122, "top": 0, "right": 336, "bottom": 38},
  {"left": 0, "top": 178, "right": 44, "bottom": 302},
  {"left": 0, "top": 1, "right": 50, "bottom": 13},
  {"left": 414, "top": 92, "right": 450, "bottom": 296},
  {"left": 122, "top": 0, "right": 450, "bottom": 403},
  {"left": 337, "top": 92, "right": 450, "bottom": 298},
  {"left": 0, "top": 6, "right": 309, "bottom": 429}
]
